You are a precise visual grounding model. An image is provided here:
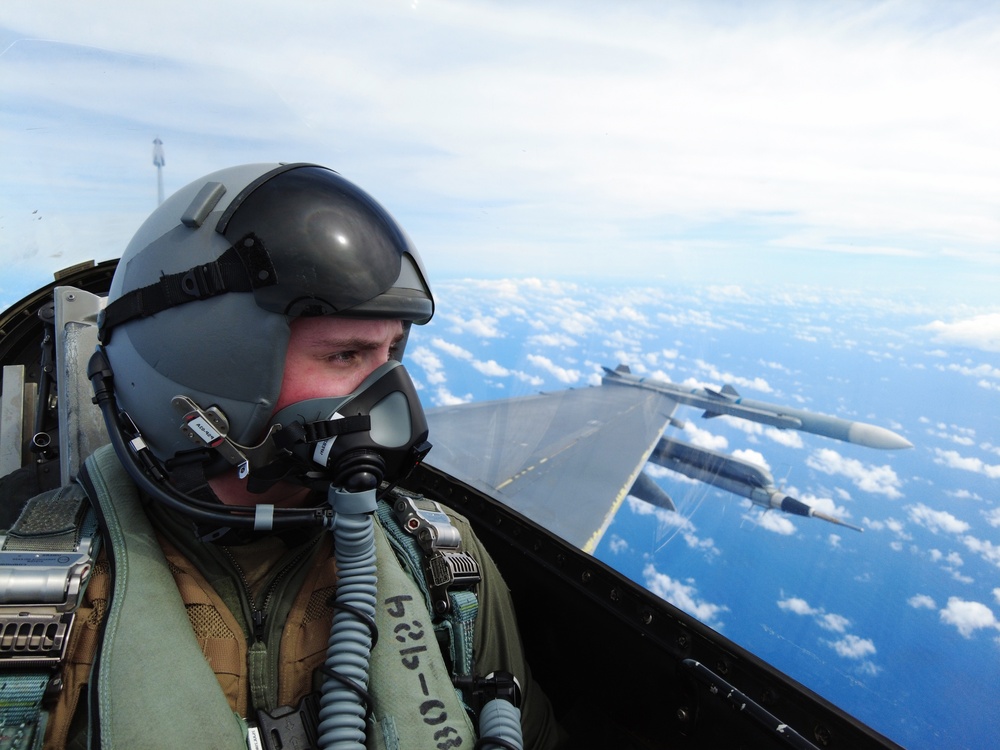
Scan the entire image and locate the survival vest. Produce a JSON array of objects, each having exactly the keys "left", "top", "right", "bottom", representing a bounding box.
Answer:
[{"left": 4, "top": 444, "right": 486, "bottom": 749}]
